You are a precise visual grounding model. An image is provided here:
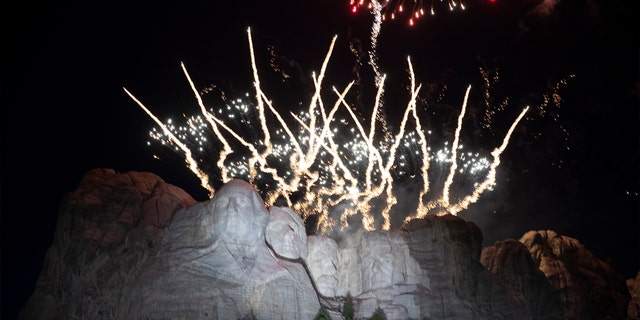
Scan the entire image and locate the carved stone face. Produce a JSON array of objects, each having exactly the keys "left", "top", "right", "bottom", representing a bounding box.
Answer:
[
  {"left": 211, "top": 179, "right": 269, "bottom": 259},
  {"left": 265, "top": 206, "right": 307, "bottom": 260}
]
